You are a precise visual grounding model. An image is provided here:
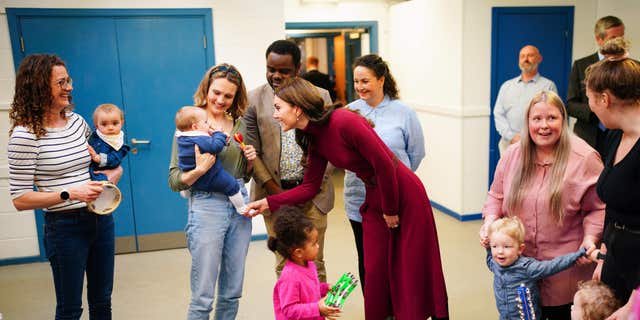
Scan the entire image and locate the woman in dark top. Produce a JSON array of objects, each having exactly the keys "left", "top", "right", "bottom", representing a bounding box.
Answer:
[
  {"left": 244, "top": 77, "right": 448, "bottom": 320},
  {"left": 585, "top": 37, "right": 640, "bottom": 319}
]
